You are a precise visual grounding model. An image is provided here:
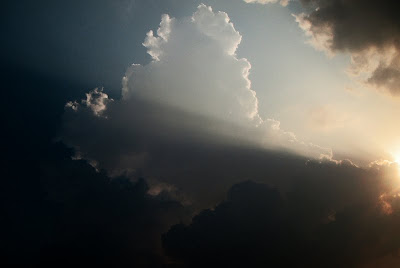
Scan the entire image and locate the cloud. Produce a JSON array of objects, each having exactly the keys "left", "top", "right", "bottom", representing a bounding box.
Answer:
[
  {"left": 61, "top": 4, "right": 333, "bottom": 179},
  {"left": 258, "top": 118, "right": 334, "bottom": 159},
  {"left": 243, "top": 0, "right": 290, "bottom": 7},
  {"left": 295, "top": 0, "right": 400, "bottom": 96},
  {"left": 4, "top": 142, "right": 189, "bottom": 267},
  {"left": 66, "top": 88, "right": 113, "bottom": 117},
  {"left": 122, "top": 4, "right": 258, "bottom": 123},
  {"left": 8, "top": 136, "right": 400, "bottom": 267},
  {"left": 164, "top": 163, "right": 400, "bottom": 266}
]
